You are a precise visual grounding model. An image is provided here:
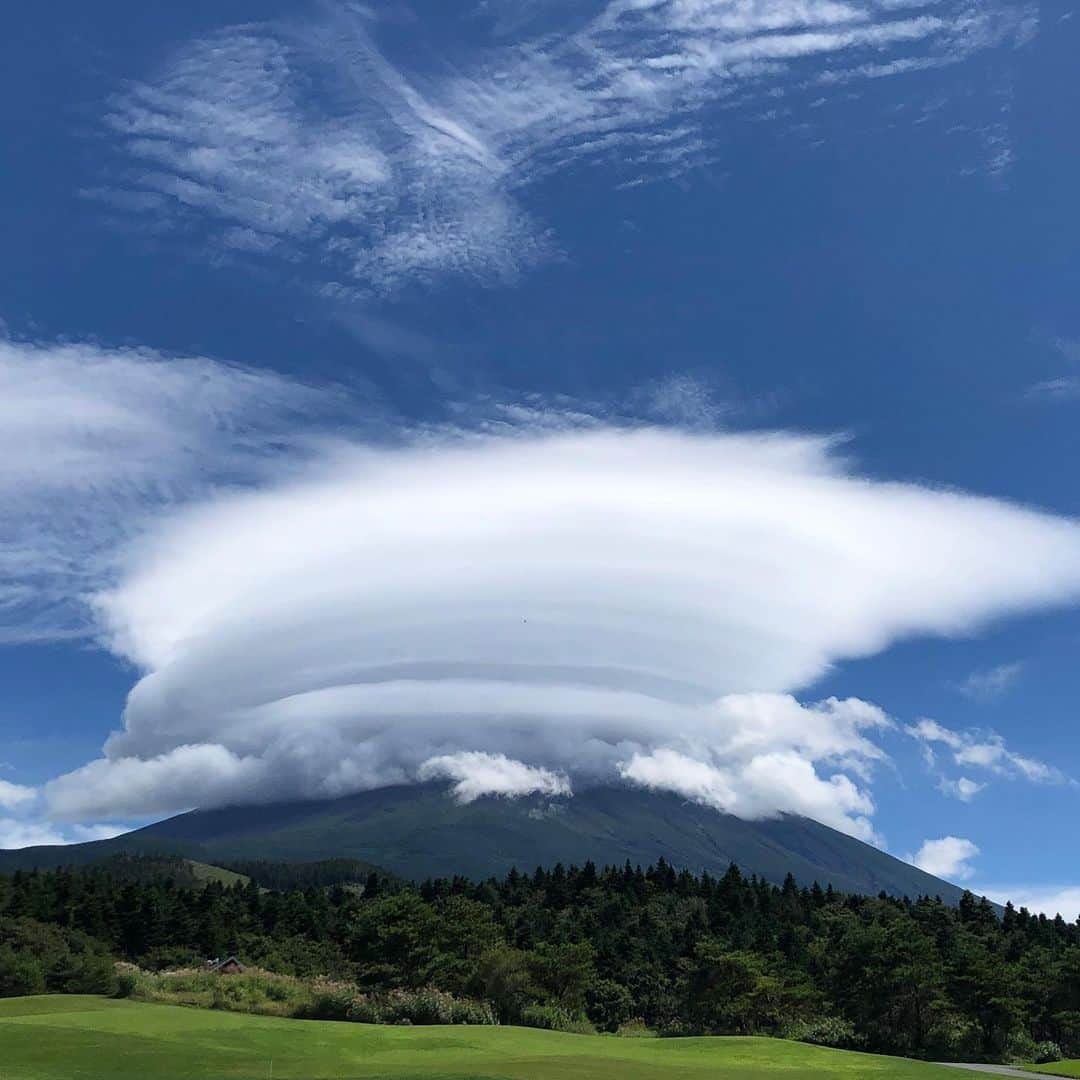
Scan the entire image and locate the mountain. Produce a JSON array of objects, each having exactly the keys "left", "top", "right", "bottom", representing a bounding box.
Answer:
[{"left": 0, "top": 783, "right": 971, "bottom": 903}]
